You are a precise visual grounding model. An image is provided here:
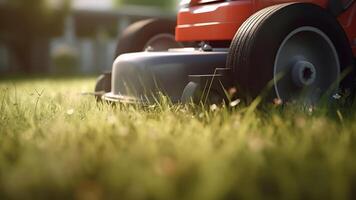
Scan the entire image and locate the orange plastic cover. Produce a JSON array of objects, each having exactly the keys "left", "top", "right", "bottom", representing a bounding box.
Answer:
[
  {"left": 176, "top": 0, "right": 355, "bottom": 57},
  {"left": 176, "top": 1, "right": 253, "bottom": 42}
]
